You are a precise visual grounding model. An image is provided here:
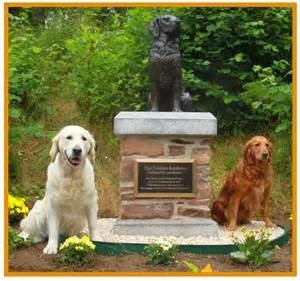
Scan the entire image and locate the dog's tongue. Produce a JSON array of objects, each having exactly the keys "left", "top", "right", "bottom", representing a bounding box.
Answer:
[{"left": 70, "top": 158, "right": 81, "bottom": 165}]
